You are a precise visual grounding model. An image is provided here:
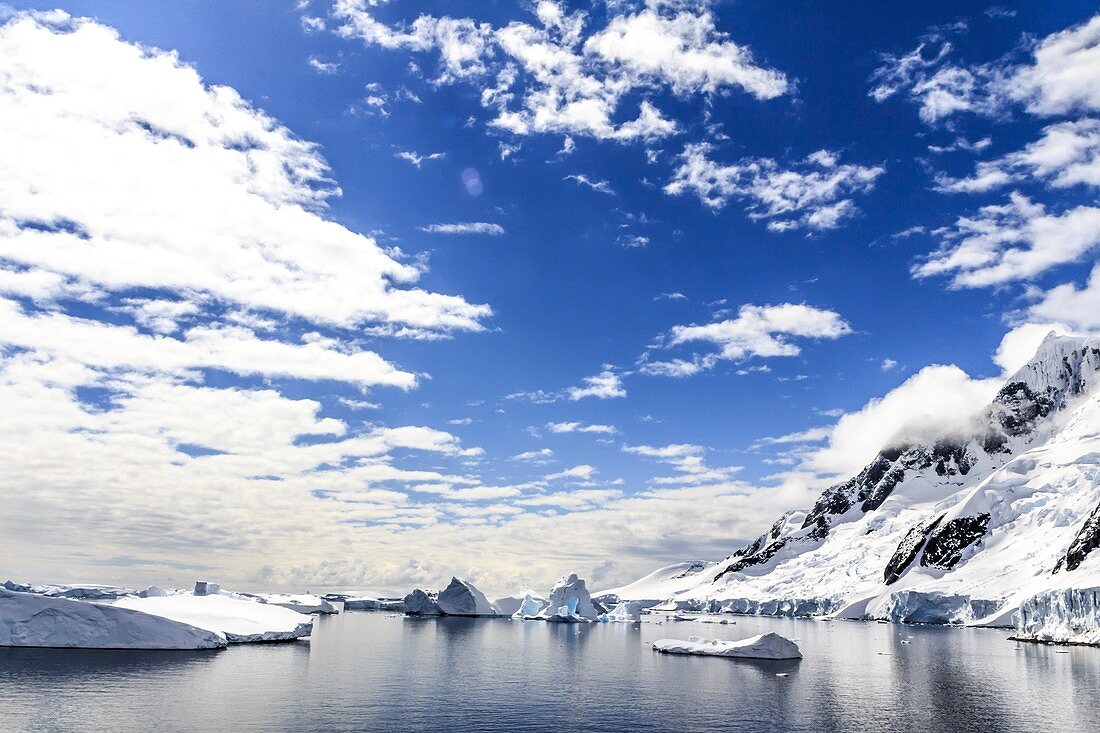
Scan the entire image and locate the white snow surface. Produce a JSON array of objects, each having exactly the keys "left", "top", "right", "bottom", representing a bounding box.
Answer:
[
  {"left": 114, "top": 593, "right": 313, "bottom": 643},
  {"left": 256, "top": 593, "right": 337, "bottom": 615},
  {"left": 653, "top": 632, "right": 802, "bottom": 660},
  {"left": 612, "top": 335, "right": 1100, "bottom": 644},
  {"left": 0, "top": 588, "right": 226, "bottom": 649},
  {"left": 436, "top": 577, "right": 501, "bottom": 617}
]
